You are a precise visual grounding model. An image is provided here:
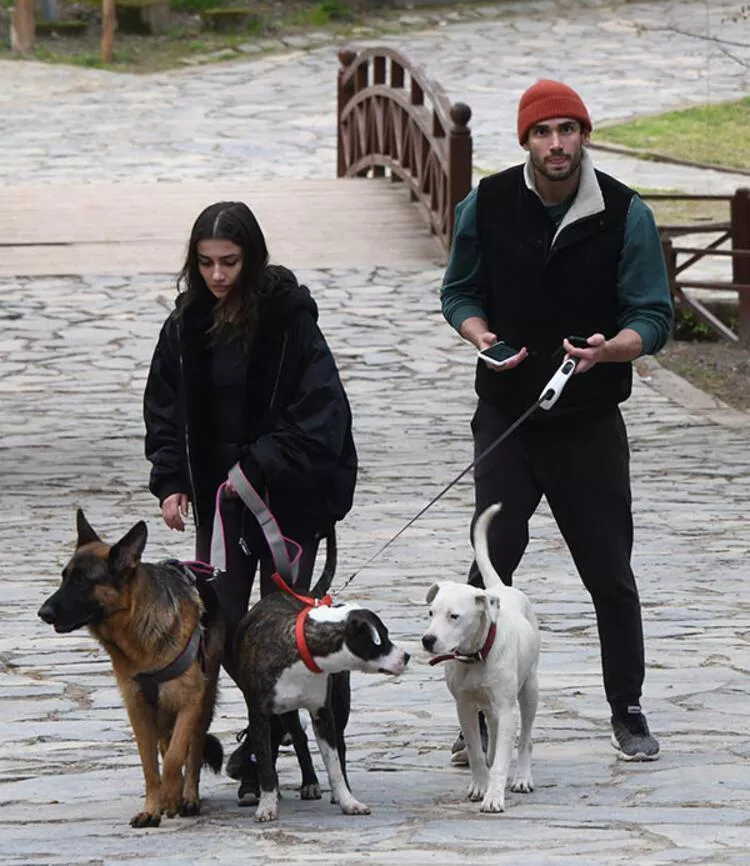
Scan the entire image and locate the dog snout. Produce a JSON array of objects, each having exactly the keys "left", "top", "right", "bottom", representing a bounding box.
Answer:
[
  {"left": 422, "top": 633, "right": 437, "bottom": 652},
  {"left": 38, "top": 601, "right": 57, "bottom": 624}
]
